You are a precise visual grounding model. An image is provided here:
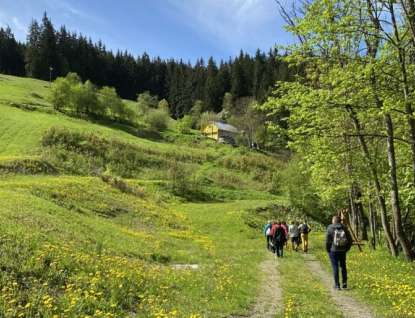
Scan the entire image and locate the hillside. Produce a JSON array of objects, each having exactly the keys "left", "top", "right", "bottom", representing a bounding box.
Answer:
[
  {"left": 1, "top": 75, "right": 415, "bottom": 318},
  {"left": 0, "top": 74, "right": 287, "bottom": 317}
]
